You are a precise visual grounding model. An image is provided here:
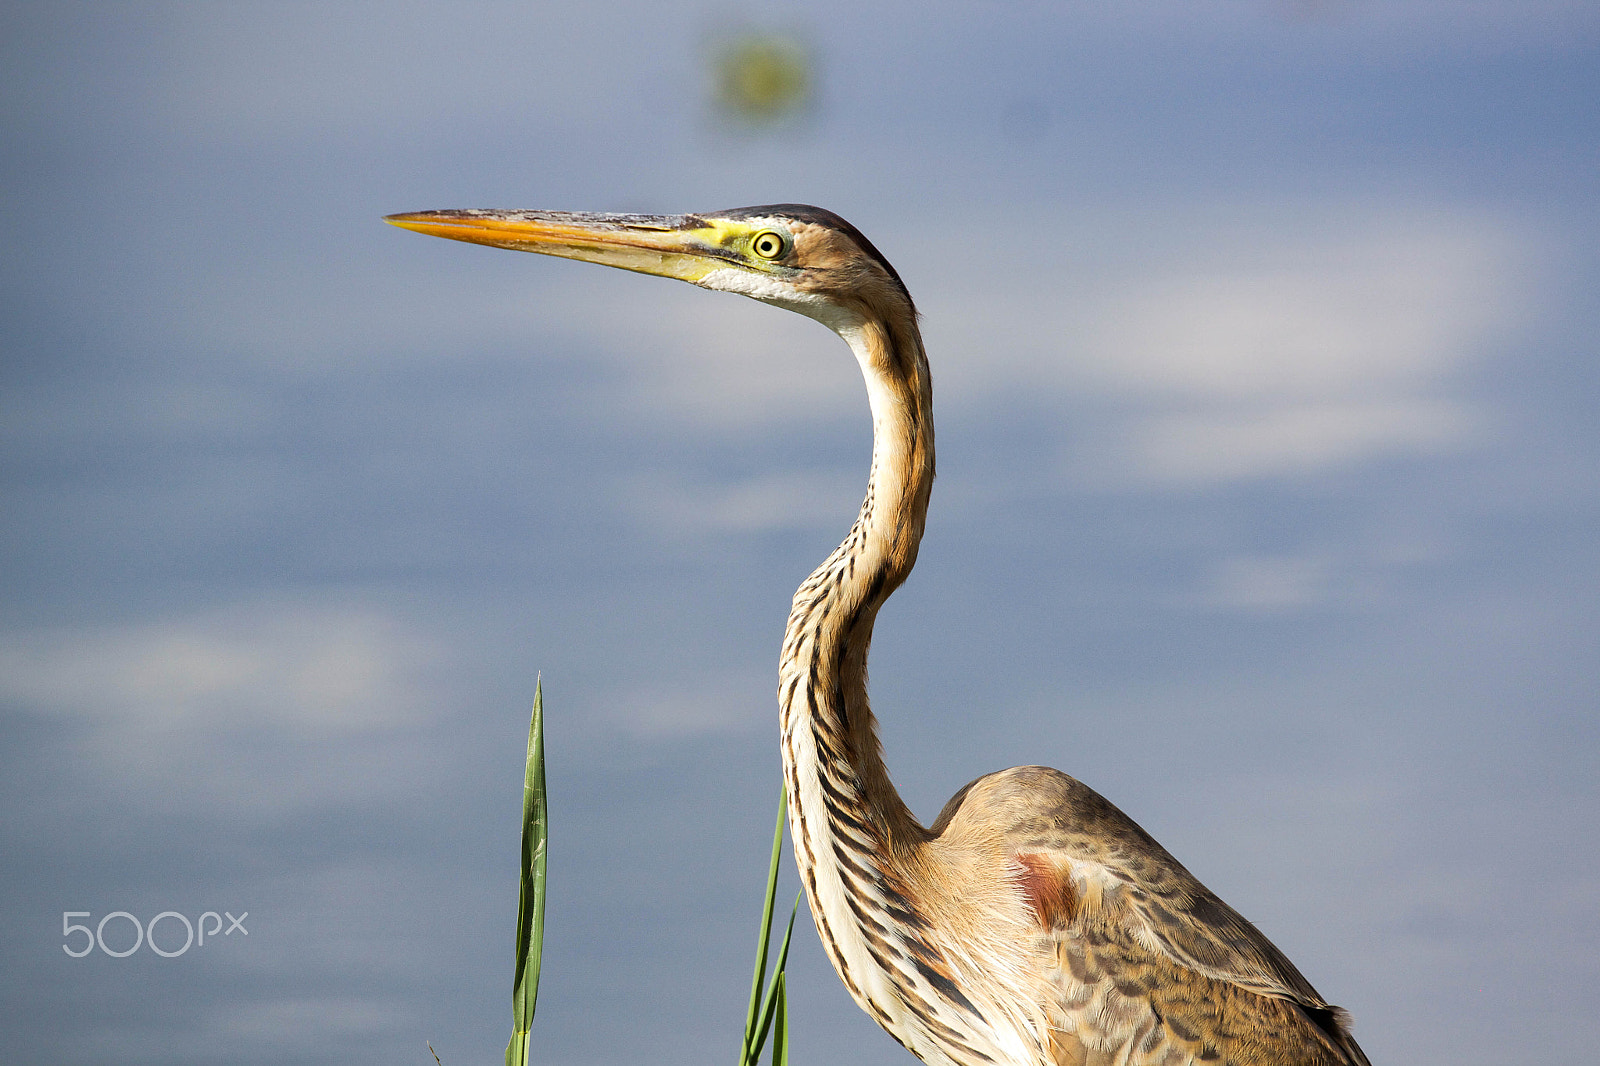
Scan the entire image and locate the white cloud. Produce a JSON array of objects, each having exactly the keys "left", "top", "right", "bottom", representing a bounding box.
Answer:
[
  {"left": 1077, "top": 224, "right": 1505, "bottom": 402},
  {"left": 0, "top": 601, "right": 447, "bottom": 808},
  {"left": 1193, "top": 518, "right": 1463, "bottom": 613},
  {"left": 921, "top": 202, "right": 1527, "bottom": 484},
  {"left": 1205, "top": 551, "right": 1336, "bottom": 611},
  {"left": 1130, "top": 398, "right": 1479, "bottom": 482},
  {"left": 615, "top": 468, "right": 862, "bottom": 534},
  {"left": 0, "top": 602, "right": 437, "bottom": 733},
  {"left": 596, "top": 672, "right": 774, "bottom": 736}
]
